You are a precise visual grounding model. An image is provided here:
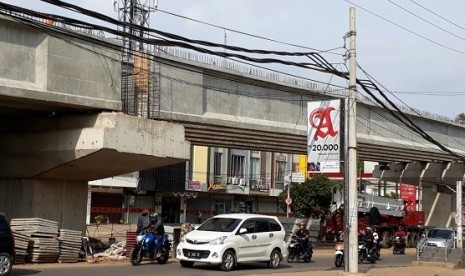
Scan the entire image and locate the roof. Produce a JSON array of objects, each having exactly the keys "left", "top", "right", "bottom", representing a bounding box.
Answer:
[{"left": 213, "top": 213, "right": 278, "bottom": 220}]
